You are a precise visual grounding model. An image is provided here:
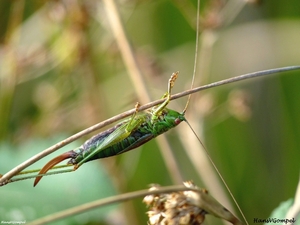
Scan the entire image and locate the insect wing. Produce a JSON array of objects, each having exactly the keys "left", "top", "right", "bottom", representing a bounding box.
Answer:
[
  {"left": 79, "top": 113, "right": 147, "bottom": 163},
  {"left": 96, "top": 112, "right": 149, "bottom": 150},
  {"left": 116, "top": 132, "right": 154, "bottom": 155}
]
